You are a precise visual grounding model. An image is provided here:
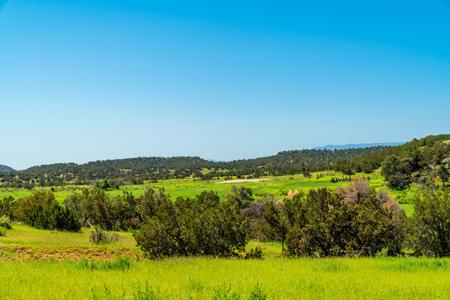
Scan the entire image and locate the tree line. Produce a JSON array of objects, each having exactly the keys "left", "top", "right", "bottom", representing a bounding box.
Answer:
[
  {"left": 0, "top": 146, "right": 392, "bottom": 188},
  {"left": 1, "top": 180, "right": 449, "bottom": 258}
]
